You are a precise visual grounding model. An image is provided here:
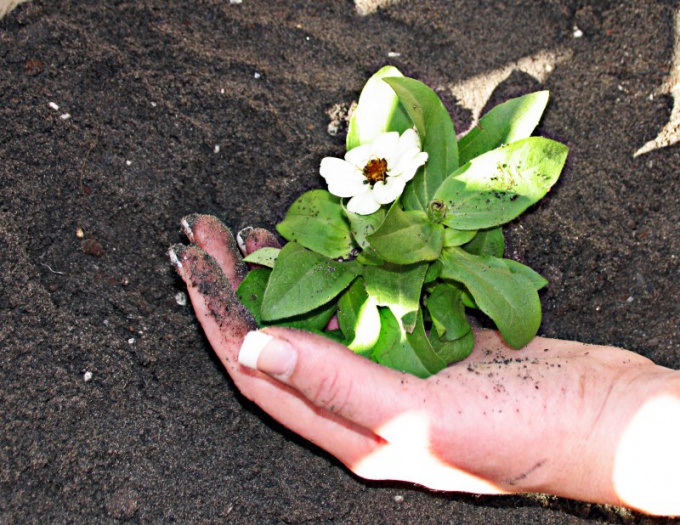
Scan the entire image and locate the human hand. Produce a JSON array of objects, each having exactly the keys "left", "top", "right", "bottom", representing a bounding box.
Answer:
[{"left": 169, "top": 214, "right": 680, "bottom": 516}]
